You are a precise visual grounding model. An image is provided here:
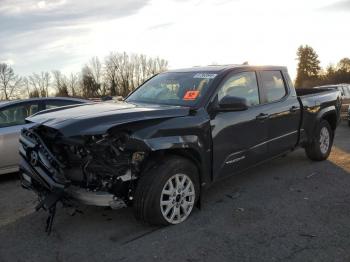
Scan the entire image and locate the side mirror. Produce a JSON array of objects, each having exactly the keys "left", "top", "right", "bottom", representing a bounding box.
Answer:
[{"left": 217, "top": 96, "right": 248, "bottom": 111}]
